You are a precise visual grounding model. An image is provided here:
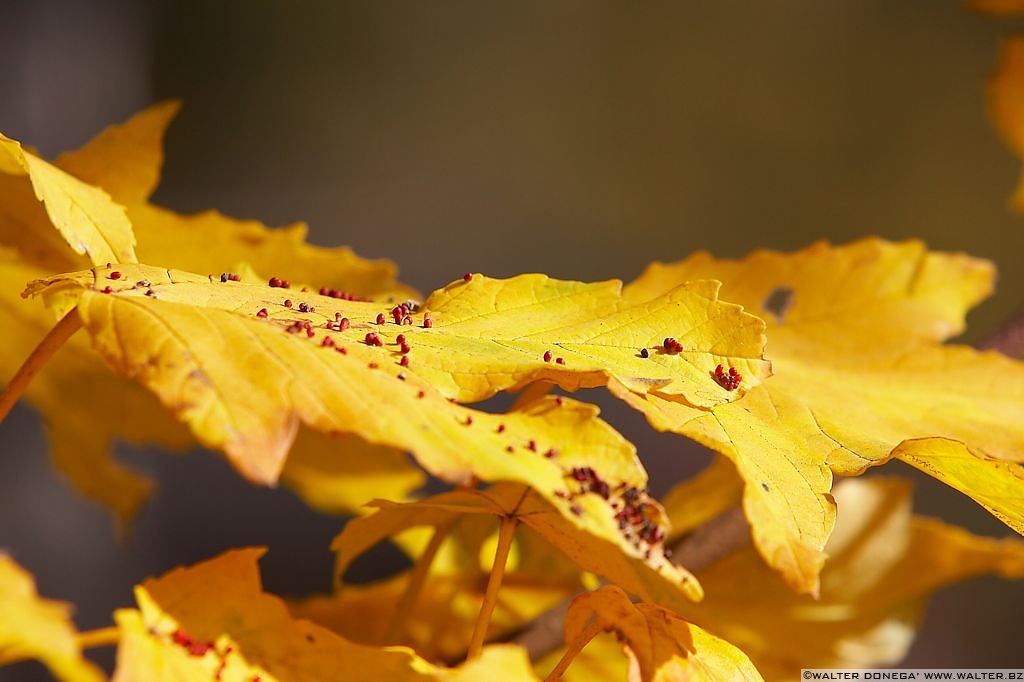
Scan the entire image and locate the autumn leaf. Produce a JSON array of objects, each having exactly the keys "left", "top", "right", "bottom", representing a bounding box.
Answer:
[
  {"left": 21, "top": 259, "right": 769, "bottom": 579},
  {"left": 112, "top": 547, "right": 541, "bottom": 681},
  {"left": 0, "top": 106, "right": 423, "bottom": 522},
  {"left": 989, "top": 36, "right": 1024, "bottom": 212},
  {"left": 677, "top": 477, "right": 1024, "bottom": 681},
  {"left": 0, "top": 555, "right": 104, "bottom": 682},
  {"left": 0, "top": 130, "right": 136, "bottom": 267},
  {"left": 618, "top": 238, "right": 1024, "bottom": 594},
  {"left": 544, "top": 585, "right": 762, "bottom": 682}
]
